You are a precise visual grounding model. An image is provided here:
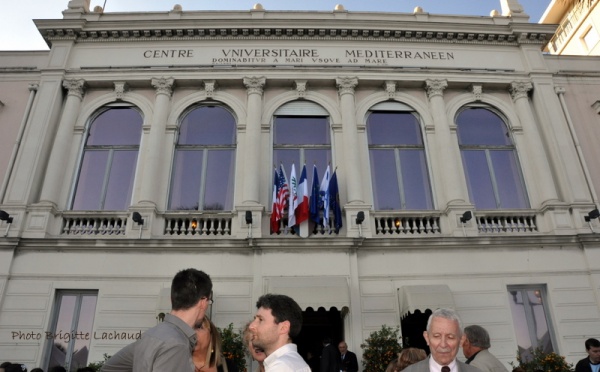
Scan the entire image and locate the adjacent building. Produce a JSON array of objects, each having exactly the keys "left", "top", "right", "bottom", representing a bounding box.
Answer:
[{"left": 1, "top": 0, "right": 600, "bottom": 370}]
